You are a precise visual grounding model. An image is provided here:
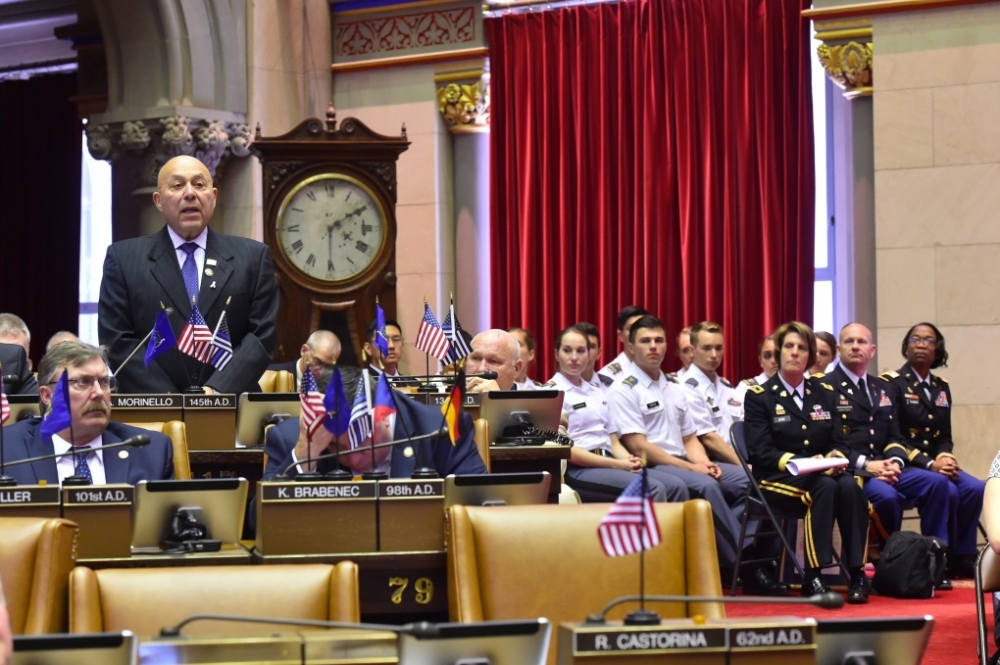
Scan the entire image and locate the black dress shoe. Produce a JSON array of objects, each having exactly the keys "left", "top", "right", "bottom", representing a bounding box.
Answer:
[
  {"left": 743, "top": 564, "right": 790, "bottom": 596},
  {"left": 936, "top": 577, "right": 953, "bottom": 591},
  {"left": 847, "top": 573, "right": 870, "bottom": 605},
  {"left": 800, "top": 575, "right": 830, "bottom": 597},
  {"left": 953, "top": 554, "right": 978, "bottom": 579}
]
